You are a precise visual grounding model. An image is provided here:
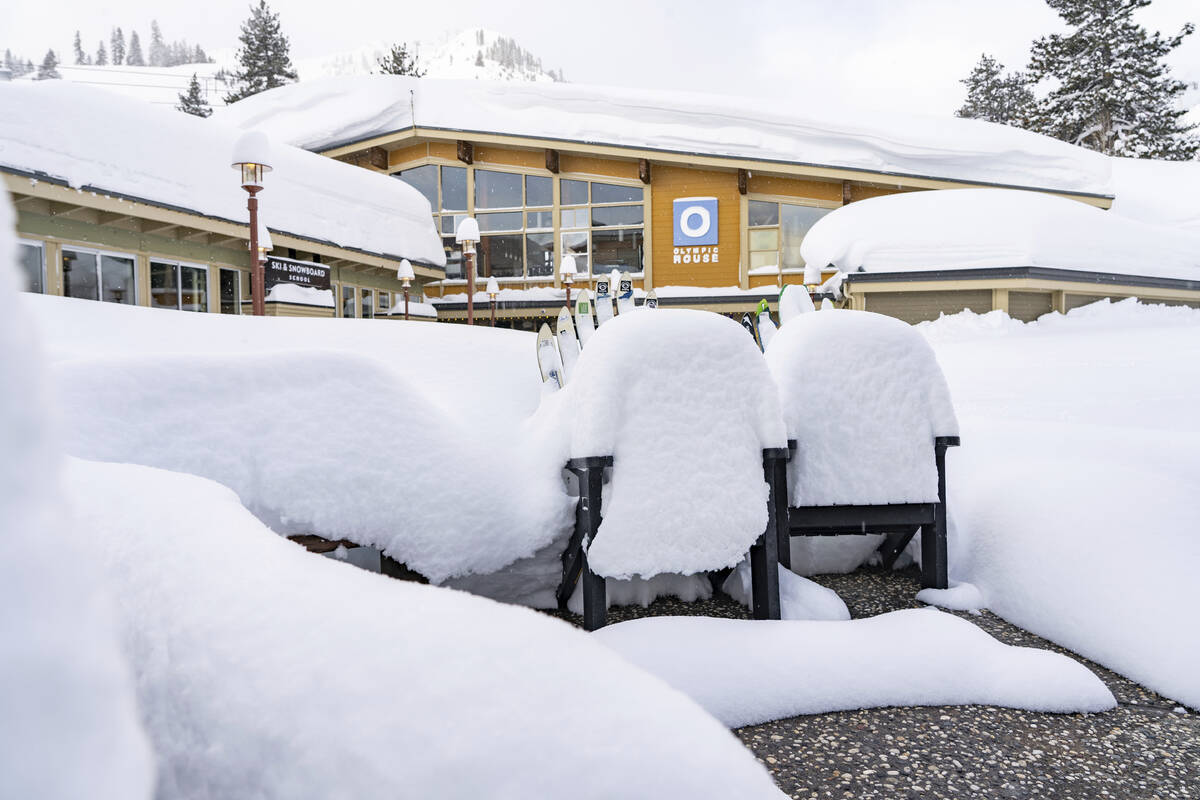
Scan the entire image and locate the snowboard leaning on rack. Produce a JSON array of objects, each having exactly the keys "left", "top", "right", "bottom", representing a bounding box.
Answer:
[
  {"left": 555, "top": 306, "right": 581, "bottom": 382},
  {"left": 616, "top": 272, "right": 635, "bottom": 315},
  {"left": 536, "top": 323, "right": 564, "bottom": 389},
  {"left": 574, "top": 288, "right": 596, "bottom": 346},
  {"left": 643, "top": 289, "right": 658, "bottom": 310},
  {"left": 756, "top": 298, "right": 778, "bottom": 349},
  {"left": 595, "top": 275, "right": 616, "bottom": 326},
  {"left": 740, "top": 311, "right": 761, "bottom": 351}
]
